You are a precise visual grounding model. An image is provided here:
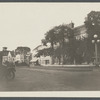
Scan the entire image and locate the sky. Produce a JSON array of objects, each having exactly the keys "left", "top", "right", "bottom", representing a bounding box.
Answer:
[{"left": 0, "top": 3, "right": 100, "bottom": 51}]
